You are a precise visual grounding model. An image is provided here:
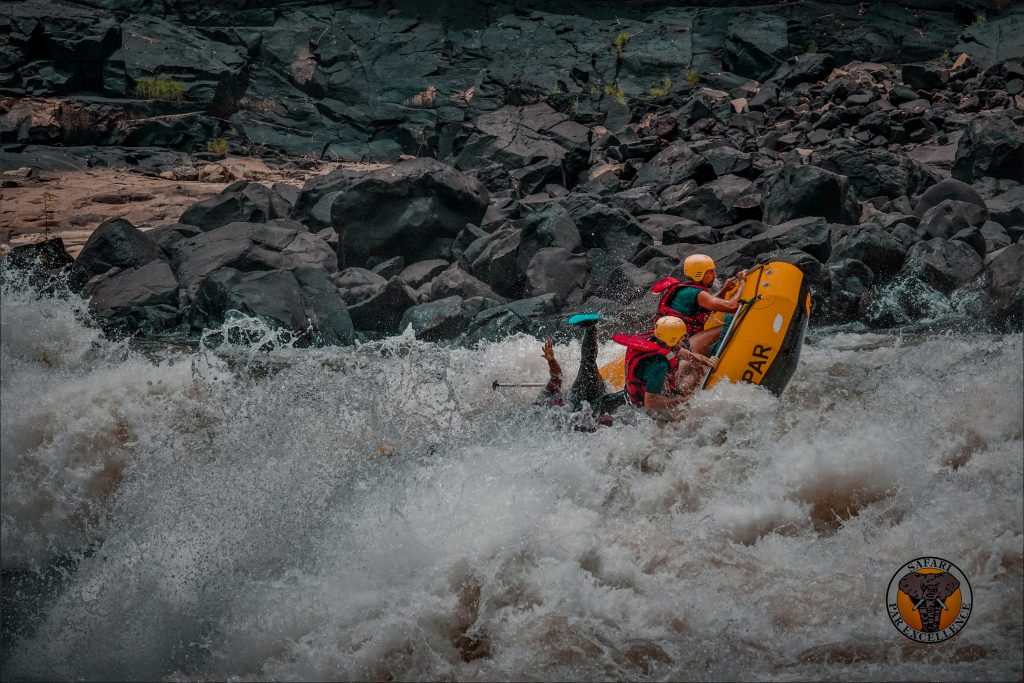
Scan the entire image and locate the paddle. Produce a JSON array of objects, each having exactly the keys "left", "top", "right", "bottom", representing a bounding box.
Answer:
[{"left": 492, "top": 381, "right": 547, "bottom": 390}]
